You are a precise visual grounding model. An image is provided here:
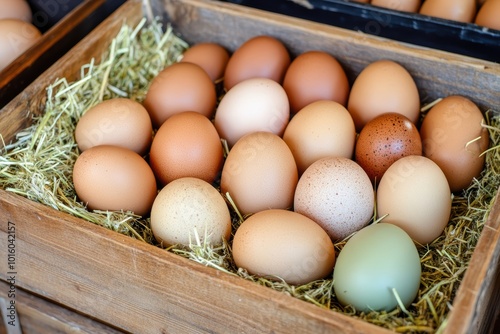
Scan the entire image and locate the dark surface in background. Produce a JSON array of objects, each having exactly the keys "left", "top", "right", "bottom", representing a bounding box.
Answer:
[{"left": 223, "top": 0, "right": 500, "bottom": 63}]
